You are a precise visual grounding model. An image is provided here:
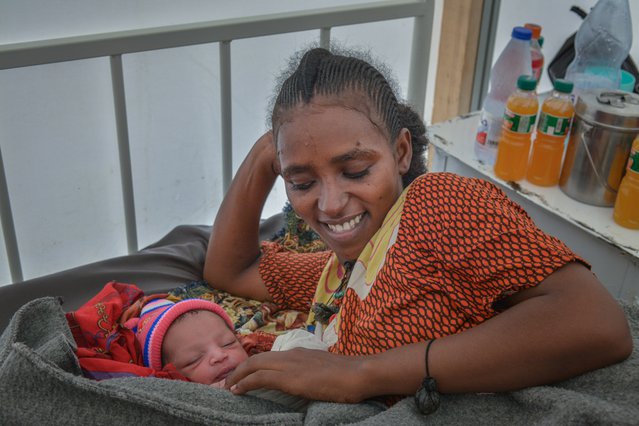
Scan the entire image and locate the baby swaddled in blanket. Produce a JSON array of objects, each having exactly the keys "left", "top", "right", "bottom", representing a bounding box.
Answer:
[{"left": 67, "top": 281, "right": 327, "bottom": 411}]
